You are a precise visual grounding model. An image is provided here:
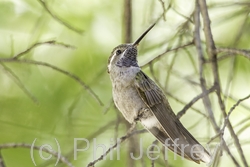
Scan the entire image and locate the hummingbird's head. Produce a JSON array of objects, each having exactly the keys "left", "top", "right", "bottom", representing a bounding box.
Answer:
[
  {"left": 107, "top": 44, "right": 138, "bottom": 73},
  {"left": 107, "top": 23, "right": 155, "bottom": 73}
]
